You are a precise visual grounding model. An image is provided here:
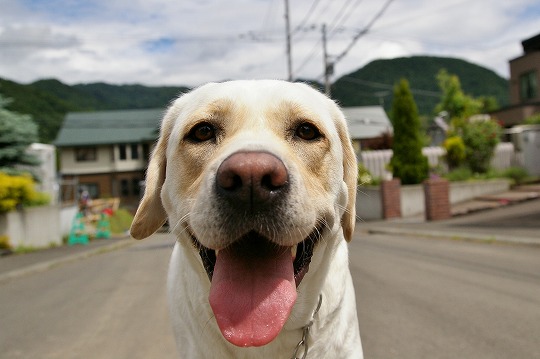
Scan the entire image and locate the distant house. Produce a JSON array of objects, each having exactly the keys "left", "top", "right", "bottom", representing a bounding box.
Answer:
[
  {"left": 54, "top": 109, "right": 163, "bottom": 207},
  {"left": 341, "top": 106, "right": 393, "bottom": 153},
  {"left": 54, "top": 105, "right": 390, "bottom": 205},
  {"left": 492, "top": 32, "right": 540, "bottom": 126}
]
